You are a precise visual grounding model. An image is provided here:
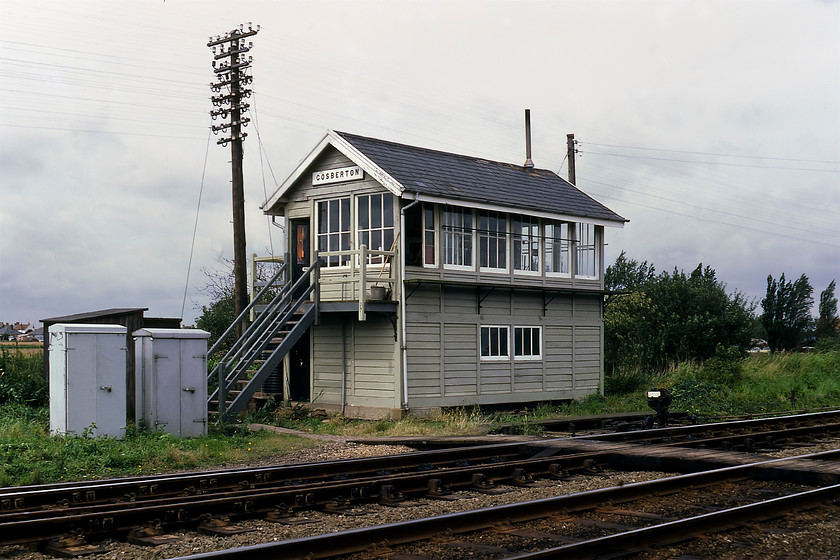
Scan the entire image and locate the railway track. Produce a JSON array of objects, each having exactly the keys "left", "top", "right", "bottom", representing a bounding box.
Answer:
[
  {"left": 1, "top": 410, "right": 839, "bottom": 557},
  {"left": 170, "top": 452, "right": 840, "bottom": 560}
]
